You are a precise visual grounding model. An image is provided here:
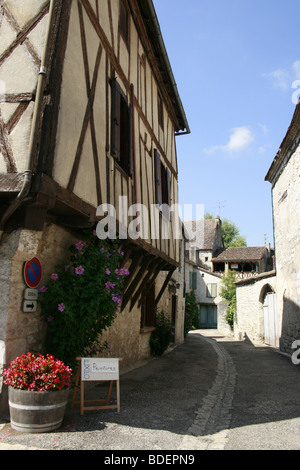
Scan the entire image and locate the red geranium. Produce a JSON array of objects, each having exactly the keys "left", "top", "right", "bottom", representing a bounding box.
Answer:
[{"left": 2, "top": 352, "right": 72, "bottom": 391}]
